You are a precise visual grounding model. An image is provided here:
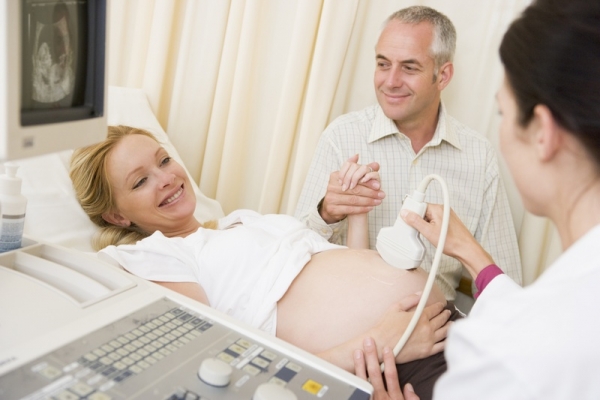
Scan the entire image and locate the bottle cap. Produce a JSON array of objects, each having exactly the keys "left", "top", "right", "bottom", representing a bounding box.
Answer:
[{"left": 0, "top": 162, "right": 22, "bottom": 195}]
